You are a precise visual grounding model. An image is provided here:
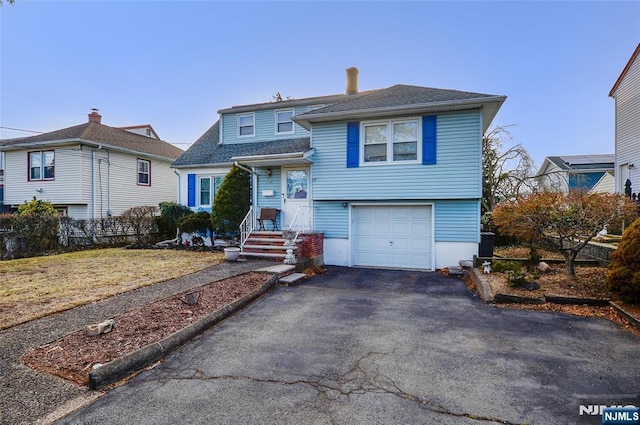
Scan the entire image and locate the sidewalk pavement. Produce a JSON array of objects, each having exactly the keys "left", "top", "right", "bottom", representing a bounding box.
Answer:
[{"left": 0, "top": 258, "right": 273, "bottom": 425}]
